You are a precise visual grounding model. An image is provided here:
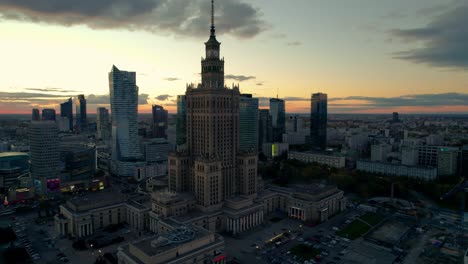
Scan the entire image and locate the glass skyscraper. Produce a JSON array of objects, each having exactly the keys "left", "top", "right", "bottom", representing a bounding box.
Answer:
[
  {"left": 32, "top": 108, "right": 40, "bottom": 121},
  {"left": 269, "top": 98, "right": 285, "bottom": 143},
  {"left": 310, "top": 93, "right": 328, "bottom": 149},
  {"left": 60, "top": 98, "right": 73, "bottom": 131},
  {"left": 239, "top": 94, "right": 259, "bottom": 152},
  {"left": 258, "top": 109, "right": 272, "bottom": 149},
  {"left": 42, "top": 108, "right": 56, "bottom": 121},
  {"left": 152, "top": 105, "right": 168, "bottom": 139},
  {"left": 96, "top": 107, "right": 111, "bottom": 140},
  {"left": 75, "top": 94, "right": 87, "bottom": 131},
  {"left": 109, "top": 65, "right": 143, "bottom": 177}
]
